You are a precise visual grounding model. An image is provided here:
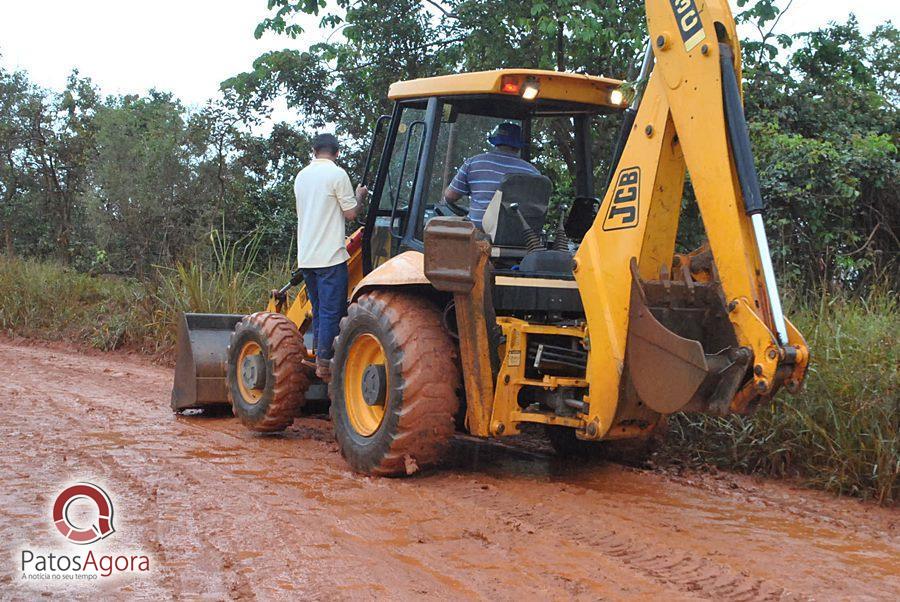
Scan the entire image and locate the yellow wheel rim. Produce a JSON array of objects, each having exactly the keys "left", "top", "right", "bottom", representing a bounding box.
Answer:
[
  {"left": 344, "top": 333, "right": 388, "bottom": 437},
  {"left": 236, "top": 340, "right": 264, "bottom": 405}
]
